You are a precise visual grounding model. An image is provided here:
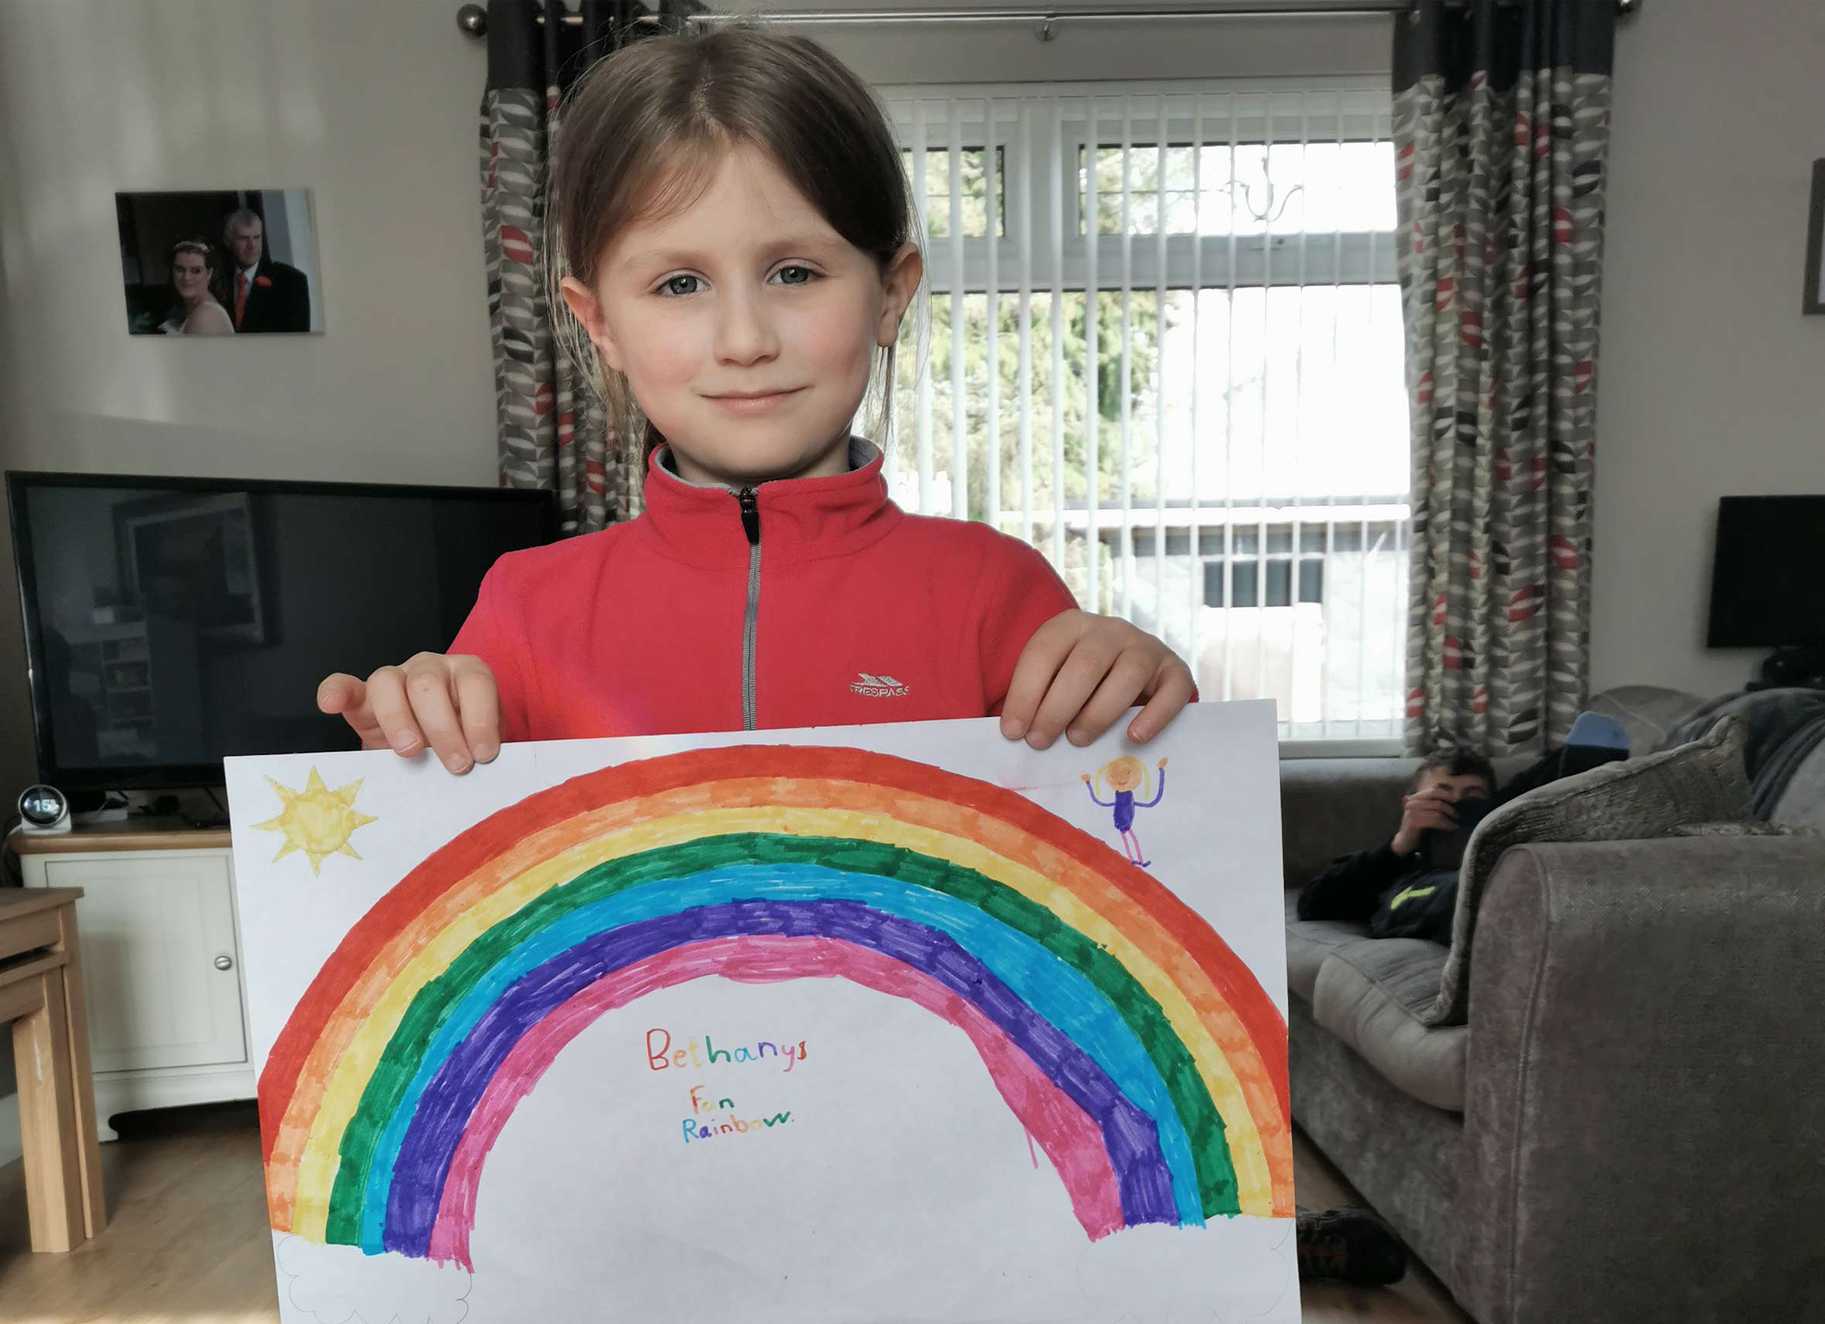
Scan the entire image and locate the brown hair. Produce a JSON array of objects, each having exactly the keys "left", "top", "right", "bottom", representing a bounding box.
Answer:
[
  {"left": 170, "top": 238, "right": 216, "bottom": 271},
  {"left": 550, "top": 25, "right": 920, "bottom": 466},
  {"left": 1410, "top": 747, "right": 1498, "bottom": 795}
]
